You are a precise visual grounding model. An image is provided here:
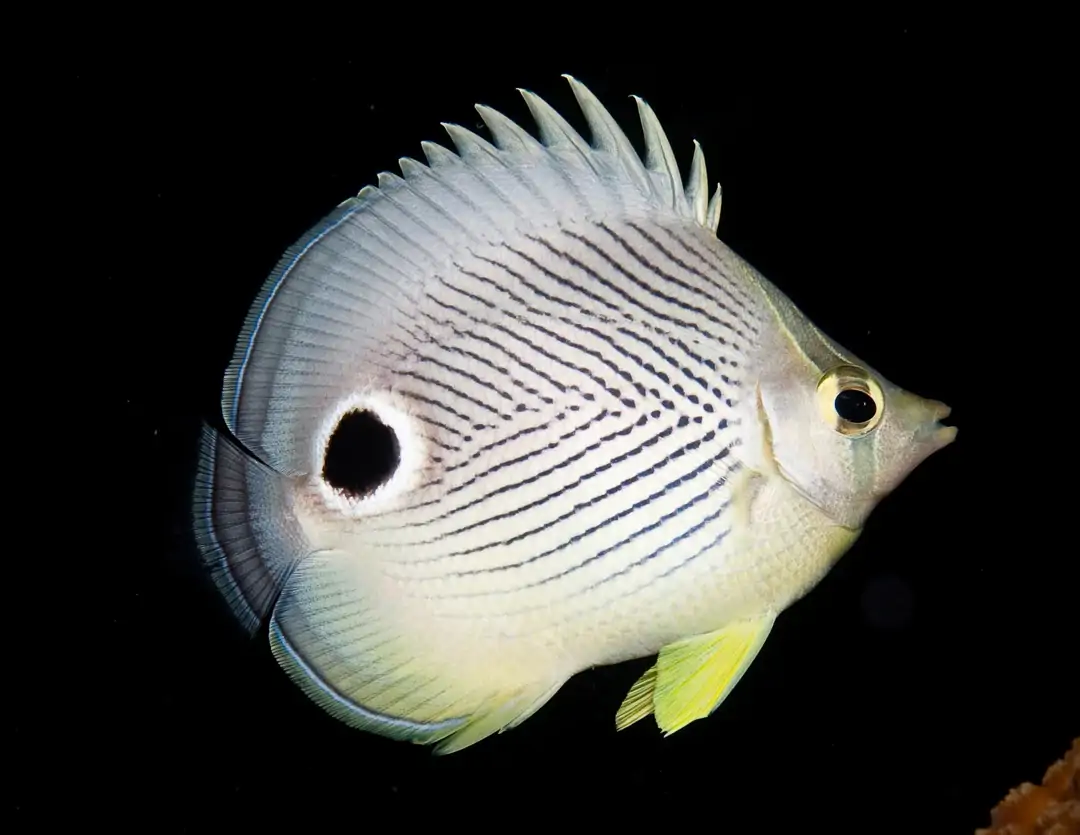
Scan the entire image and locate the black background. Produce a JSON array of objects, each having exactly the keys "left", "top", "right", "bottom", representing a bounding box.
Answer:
[{"left": 45, "top": 23, "right": 1074, "bottom": 833}]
